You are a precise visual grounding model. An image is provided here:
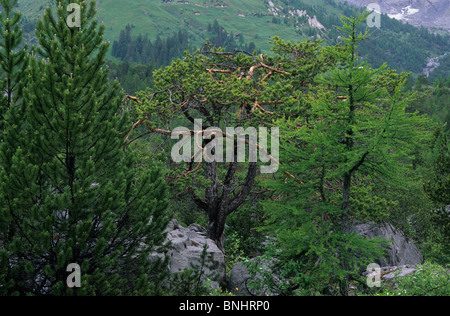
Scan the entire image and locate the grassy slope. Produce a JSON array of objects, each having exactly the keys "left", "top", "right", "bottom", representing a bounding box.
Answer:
[
  {"left": 17, "top": 0, "right": 327, "bottom": 51},
  {"left": 15, "top": 0, "right": 450, "bottom": 76},
  {"left": 97, "top": 0, "right": 302, "bottom": 52}
]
